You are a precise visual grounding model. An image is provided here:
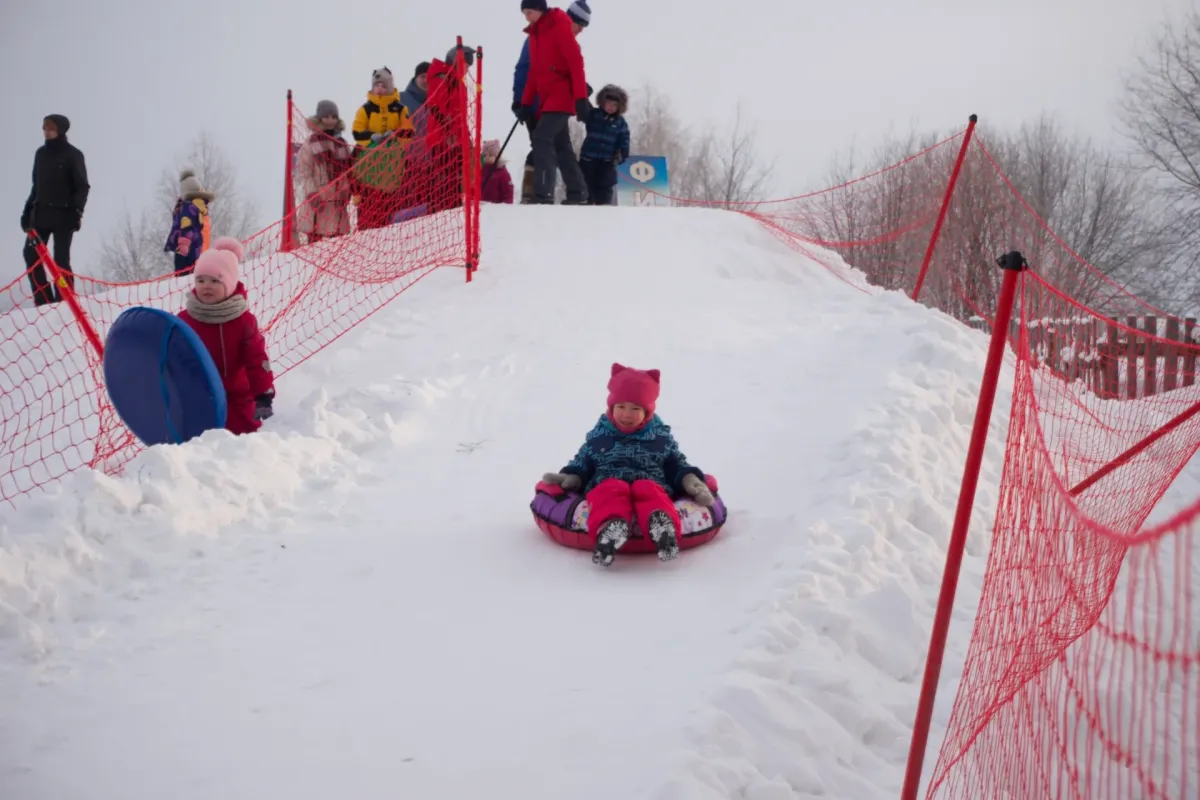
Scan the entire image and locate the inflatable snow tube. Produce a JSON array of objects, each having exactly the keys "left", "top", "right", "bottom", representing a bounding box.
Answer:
[
  {"left": 531, "top": 475, "right": 727, "bottom": 554},
  {"left": 103, "top": 306, "right": 226, "bottom": 446}
]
